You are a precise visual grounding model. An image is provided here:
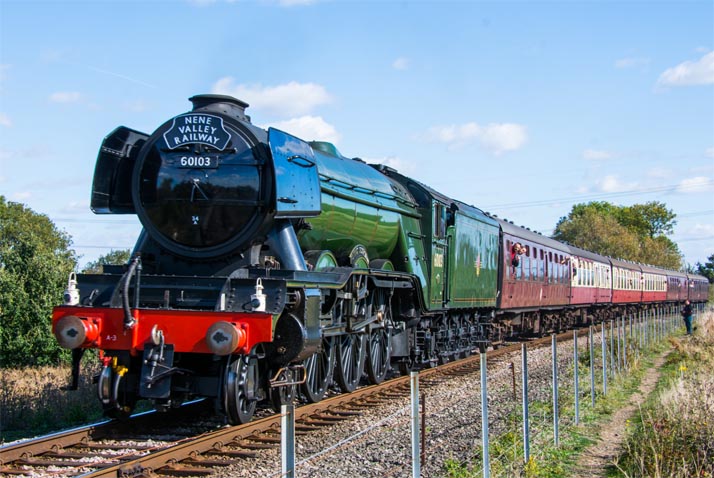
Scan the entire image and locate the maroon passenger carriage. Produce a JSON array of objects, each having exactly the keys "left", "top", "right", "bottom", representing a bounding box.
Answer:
[
  {"left": 641, "top": 264, "right": 667, "bottom": 304},
  {"left": 495, "top": 219, "right": 571, "bottom": 336},
  {"left": 490, "top": 217, "right": 709, "bottom": 338},
  {"left": 565, "top": 245, "right": 613, "bottom": 324},
  {"left": 687, "top": 274, "right": 709, "bottom": 303},
  {"left": 610, "top": 259, "right": 643, "bottom": 312},
  {"left": 666, "top": 270, "right": 688, "bottom": 303}
]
